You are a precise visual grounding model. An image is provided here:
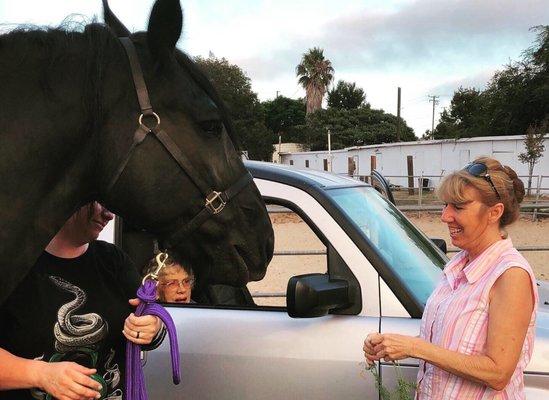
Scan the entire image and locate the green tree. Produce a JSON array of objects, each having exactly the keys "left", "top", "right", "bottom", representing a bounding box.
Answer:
[
  {"left": 303, "top": 106, "right": 415, "bottom": 150},
  {"left": 262, "top": 96, "right": 306, "bottom": 143},
  {"left": 296, "top": 47, "right": 334, "bottom": 115},
  {"left": 518, "top": 119, "right": 547, "bottom": 195},
  {"left": 433, "top": 88, "right": 488, "bottom": 139},
  {"left": 434, "top": 26, "right": 549, "bottom": 138},
  {"left": 327, "top": 80, "right": 367, "bottom": 110},
  {"left": 195, "top": 56, "right": 275, "bottom": 160}
]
